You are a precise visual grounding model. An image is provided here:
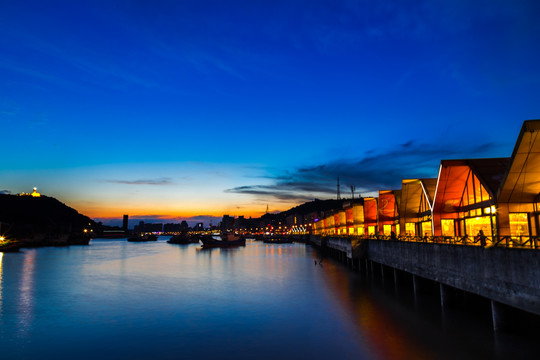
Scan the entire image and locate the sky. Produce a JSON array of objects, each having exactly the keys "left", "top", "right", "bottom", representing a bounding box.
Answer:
[{"left": 1, "top": 0, "right": 539, "bottom": 227}]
